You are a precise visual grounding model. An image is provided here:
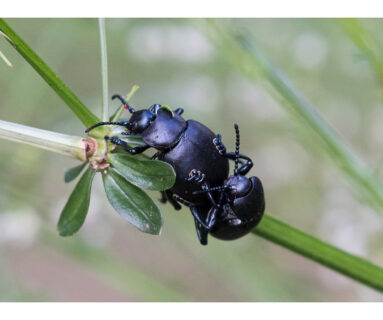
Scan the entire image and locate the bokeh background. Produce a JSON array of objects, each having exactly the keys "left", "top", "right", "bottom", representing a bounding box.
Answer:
[{"left": 1, "top": 18, "right": 383, "bottom": 301}]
